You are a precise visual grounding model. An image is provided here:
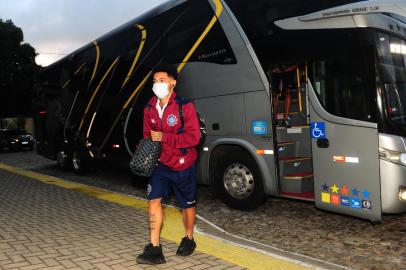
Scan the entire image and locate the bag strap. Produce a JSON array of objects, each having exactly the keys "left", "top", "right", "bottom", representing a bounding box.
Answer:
[
  {"left": 177, "top": 103, "right": 188, "bottom": 154},
  {"left": 175, "top": 96, "right": 187, "bottom": 134},
  {"left": 178, "top": 103, "right": 185, "bottom": 130}
]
